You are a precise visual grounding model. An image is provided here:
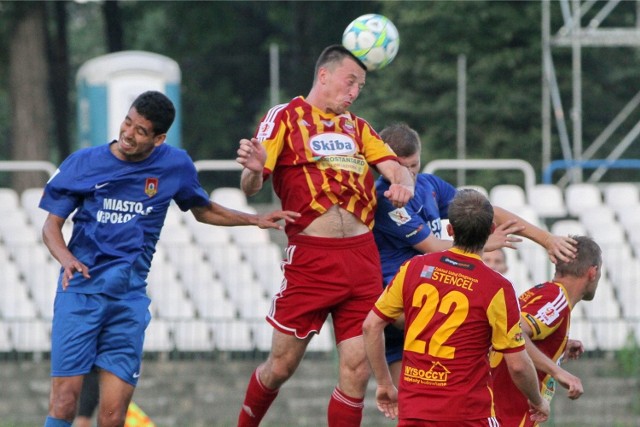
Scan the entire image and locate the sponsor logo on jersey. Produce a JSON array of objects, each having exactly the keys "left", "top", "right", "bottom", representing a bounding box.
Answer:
[
  {"left": 404, "top": 361, "right": 451, "bottom": 386},
  {"left": 389, "top": 207, "right": 411, "bottom": 225},
  {"left": 441, "top": 256, "right": 475, "bottom": 271},
  {"left": 309, "top": 132, "right": 356, "bottom": 156},
  {"left": 145, "top": 178, "right": 158, "bottom": 197},
  {"left": 97, "top": 198, "right": 154, "bottom": 224},
  {"left": 428, "top": 265, "right": 478, "bottom": 291},
  {"left": 405, "top": 224, "right": 424, "bottom": 238}
]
